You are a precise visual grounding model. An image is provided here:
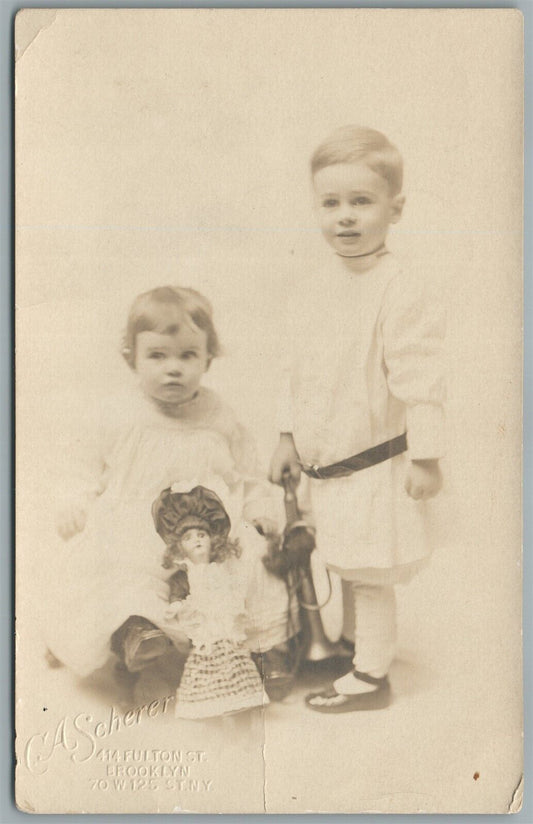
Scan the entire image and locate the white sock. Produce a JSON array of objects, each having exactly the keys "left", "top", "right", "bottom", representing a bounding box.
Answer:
[
  {"left": 333, "top": 671, "right": 381, "bottom": 695},
  {"left": 350, "top": 582, "right": 397, "bottom": 676}
]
